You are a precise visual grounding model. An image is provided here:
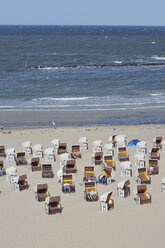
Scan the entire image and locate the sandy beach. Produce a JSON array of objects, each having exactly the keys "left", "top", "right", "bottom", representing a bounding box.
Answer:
[{"left": 1, "top": 124, "right": 165, "bottom": 248}]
